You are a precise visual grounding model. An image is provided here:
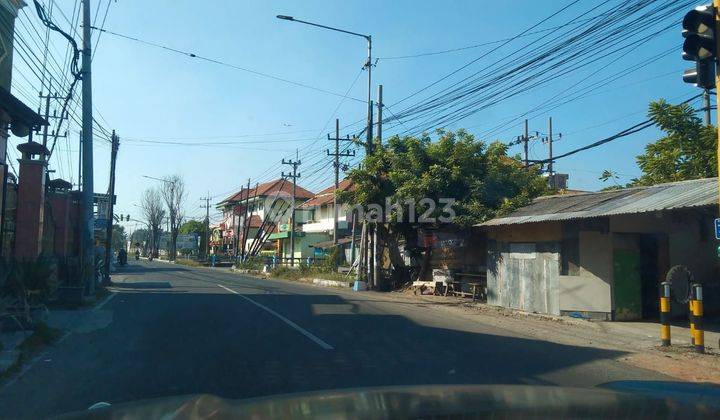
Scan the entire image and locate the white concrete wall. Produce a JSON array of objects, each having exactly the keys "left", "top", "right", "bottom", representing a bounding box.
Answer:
[
  {"left": 559, "top": 231, "right": 613, "bottom": 313},
  {"left": 301, "top": 204, "right": 349, "bottom": 233}
]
